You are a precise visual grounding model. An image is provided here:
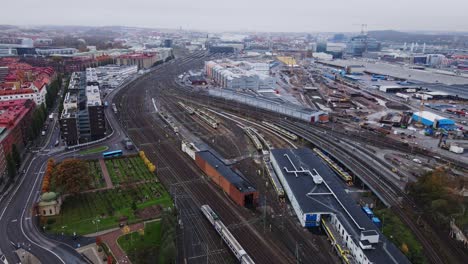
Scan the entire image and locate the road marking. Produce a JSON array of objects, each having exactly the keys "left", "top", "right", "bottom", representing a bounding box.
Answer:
[{"left": 11, "top": 219, "right": 17, "bottom": 222}]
